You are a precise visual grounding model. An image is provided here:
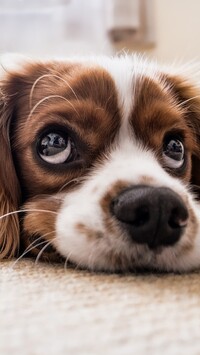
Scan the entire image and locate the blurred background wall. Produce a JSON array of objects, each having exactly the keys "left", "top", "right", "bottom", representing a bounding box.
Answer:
[
  {"left": 152, "top": 0, "right": 200, "bottom": 62},
  {"left": 0, "top": 0, "right": 200, "bottom": 63}
]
